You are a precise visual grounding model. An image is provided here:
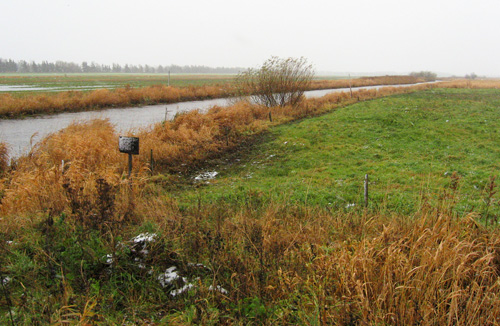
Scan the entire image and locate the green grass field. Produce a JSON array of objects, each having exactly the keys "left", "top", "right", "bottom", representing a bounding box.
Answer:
[
  {"left": 0, "top": 73, "right": 347, "bottom": 94},
  {"left": 177, "top": 88, "right": 500, "bottom": 219},
  {"left": 0, "top": 73, "right": 237, "bottom": 95}
]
